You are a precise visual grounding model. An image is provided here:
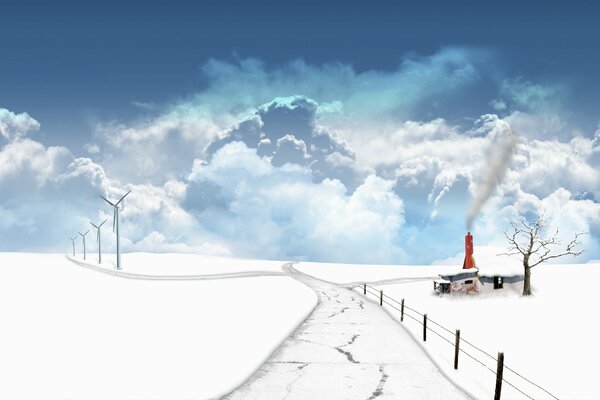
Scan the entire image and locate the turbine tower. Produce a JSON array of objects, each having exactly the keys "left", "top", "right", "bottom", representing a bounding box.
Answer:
[
  {"left": 79, "top": 230, "right": 90, "bottom": 260},
  {"left": 70, "top": 236, "right": 77, "bottom": 256},
  {"left": 99, "top": 190, "right": 131, "bottom": 270},
  {"left": 90, "top": 219, "right": 108, "bottom": 264}
]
